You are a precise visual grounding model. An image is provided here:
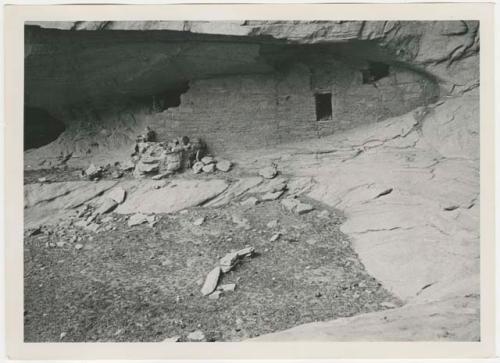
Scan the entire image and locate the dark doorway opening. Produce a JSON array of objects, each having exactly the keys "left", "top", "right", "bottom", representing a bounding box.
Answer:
[
  {"left": 152, "top": 82, "right": 190, "bottom": 112},
  {"left": 362, "top": 62, "right": 390, "bottom": 84},
  {"left": 24, "top": 107, "right": 66, "bottom": 150},
  {"left": 315, "top": 92, "right": 332, "bottom": 121}
]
